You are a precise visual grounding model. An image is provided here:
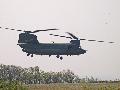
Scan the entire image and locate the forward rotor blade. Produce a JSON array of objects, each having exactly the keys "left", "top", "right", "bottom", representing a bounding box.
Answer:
[
  {"left": 53, "top": 35, "right": 59, "bottom": 36},
  {"left": 32, "top": 30, "right": 48, "bottom": 33},
  {"left": 2, "top": 27, "right": 23, "bottom": 32},
  {"left": 108, "top": 42, "right": 115, "bottom": 43},
  {"left": 46, "top": 28, "right": 58, "bottom": 30},
  {"left": 33, "top": 28, "right": 58, "bottom": 33}
]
